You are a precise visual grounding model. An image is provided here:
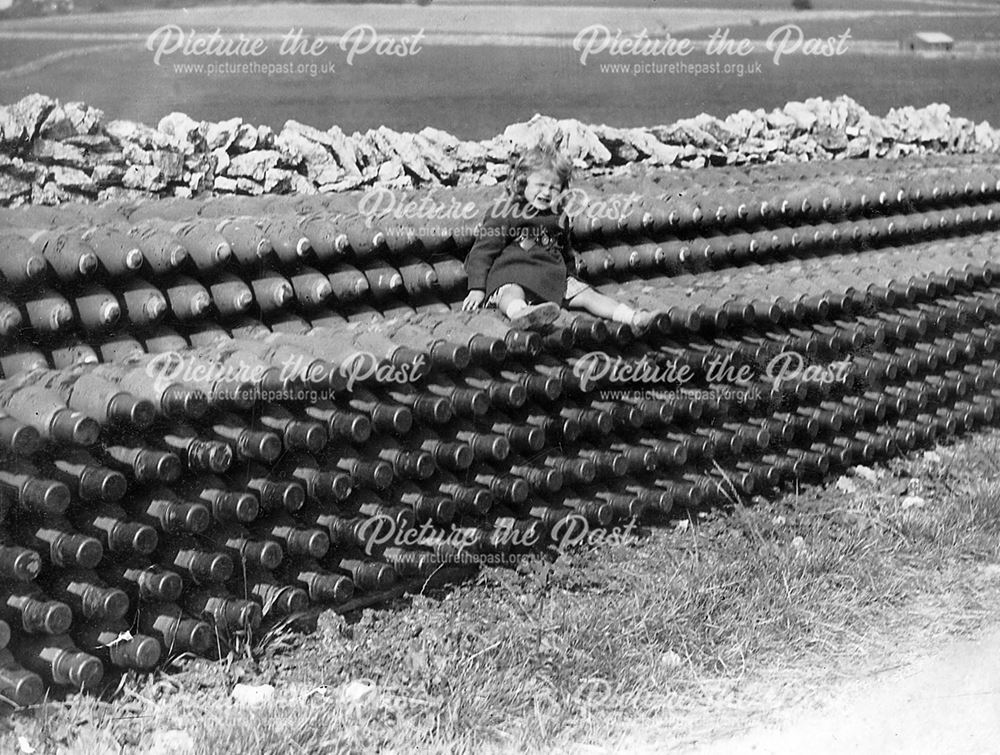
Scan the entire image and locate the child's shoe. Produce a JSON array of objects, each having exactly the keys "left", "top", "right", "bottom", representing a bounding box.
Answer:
[
  {"left": 631, "top": 309, "right": 667, "bottom": 336},
  {"left": 508, "top": 302, "right": 560, "bottom": 330}
]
